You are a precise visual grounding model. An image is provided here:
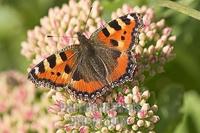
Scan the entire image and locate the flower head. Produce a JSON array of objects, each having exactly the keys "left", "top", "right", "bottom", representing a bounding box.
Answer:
[{"left": 0, "top": 71, "right": 56, "bottom": 133}]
